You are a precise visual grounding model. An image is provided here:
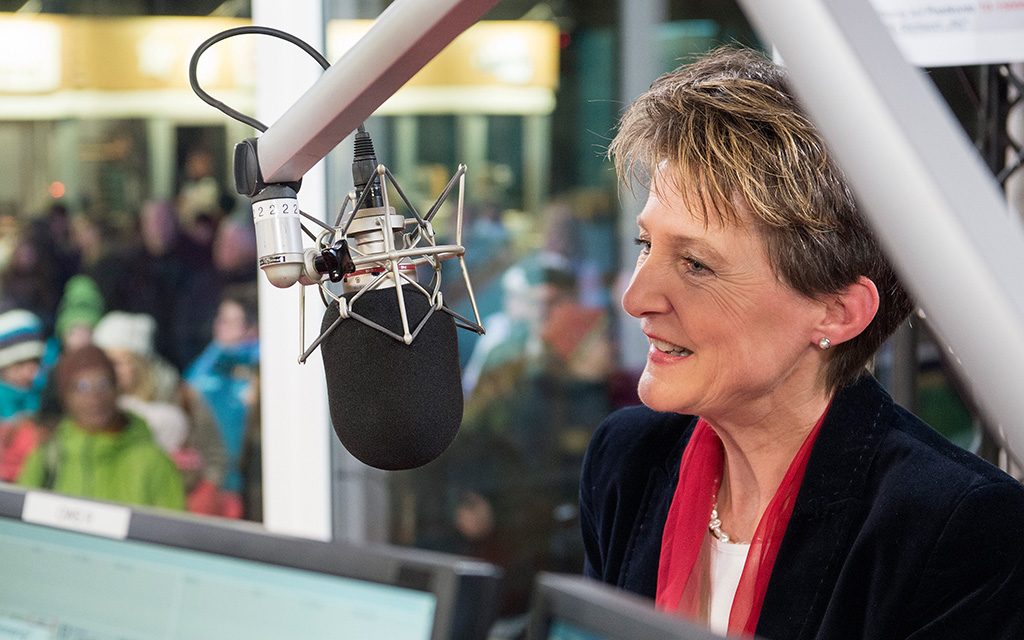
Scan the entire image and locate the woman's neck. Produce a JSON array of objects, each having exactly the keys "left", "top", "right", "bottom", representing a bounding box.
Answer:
[{"left": 707, "top": 393, "right": 831, "bottom": 543}]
